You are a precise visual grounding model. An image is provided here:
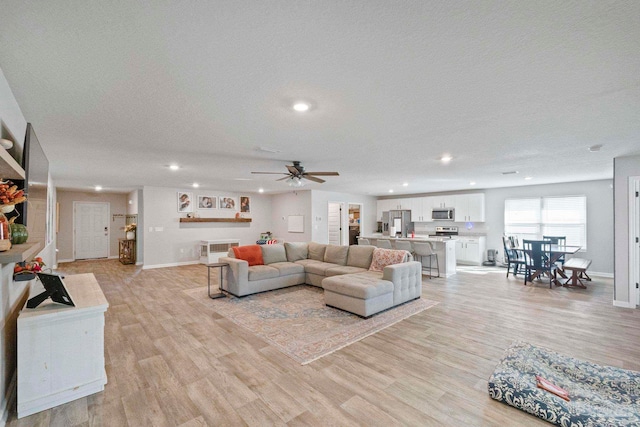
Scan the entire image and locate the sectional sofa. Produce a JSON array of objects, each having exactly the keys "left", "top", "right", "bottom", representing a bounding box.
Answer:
[{"left": 218, "top": 242, "right": 422, "bottom": 317}]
